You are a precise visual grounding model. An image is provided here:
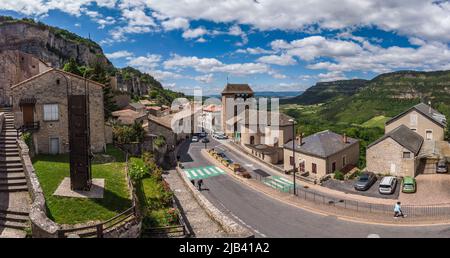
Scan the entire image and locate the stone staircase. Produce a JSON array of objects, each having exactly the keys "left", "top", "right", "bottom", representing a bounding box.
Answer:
[{"left": 0, "top": 107, "right": 30, "bottom": 236}]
